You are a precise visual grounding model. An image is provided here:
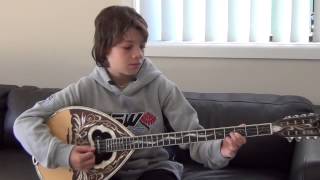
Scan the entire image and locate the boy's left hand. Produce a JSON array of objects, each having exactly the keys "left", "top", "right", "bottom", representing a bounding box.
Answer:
[{"left": 220, "top": 132, "right": 246, "bottom": 158}]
